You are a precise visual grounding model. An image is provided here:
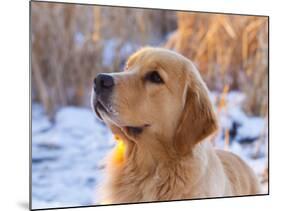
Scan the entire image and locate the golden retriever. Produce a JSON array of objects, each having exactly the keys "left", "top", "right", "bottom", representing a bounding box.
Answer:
[{"left": 91, "top": 47, "right": 260, "bottom": 204}]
